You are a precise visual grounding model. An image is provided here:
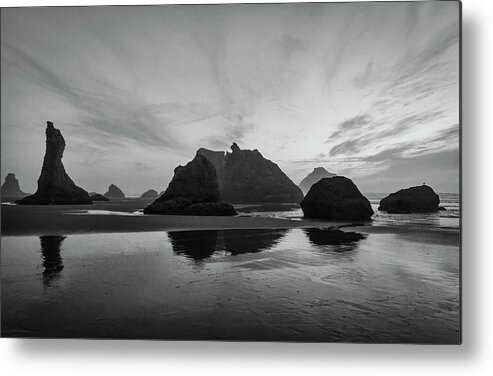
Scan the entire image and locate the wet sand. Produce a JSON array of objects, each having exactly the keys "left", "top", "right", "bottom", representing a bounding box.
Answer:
[
  {"left": 1, "top": 199, "right": 460, "bottom": 343},
  {"left": 1, "top": 201, "right": 350, "bottom": 236},
  {"left": 1, "top": 228, "right": 460, "bottom": 343}
]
